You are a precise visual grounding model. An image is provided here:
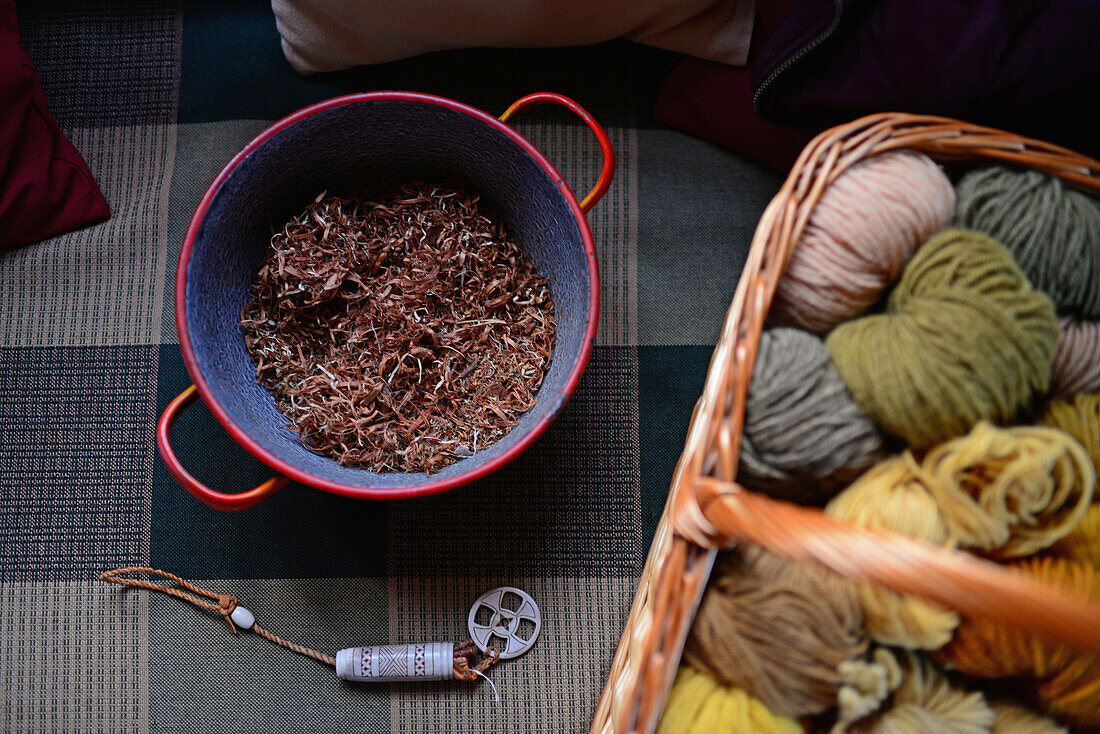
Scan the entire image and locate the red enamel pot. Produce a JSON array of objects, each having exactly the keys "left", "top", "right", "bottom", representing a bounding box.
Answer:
[{"left": 159, "top": 92, "right": 613, "bottom": 510}]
